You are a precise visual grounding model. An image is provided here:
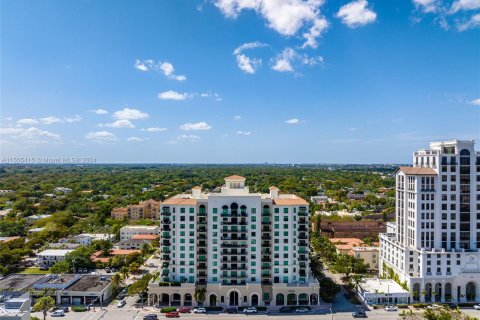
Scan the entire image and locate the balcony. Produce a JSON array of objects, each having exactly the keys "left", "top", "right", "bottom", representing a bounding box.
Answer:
[
  {"left": 161, "top": 211, "right": 171, "bottom": 217},
  {"left": 162, "top": 219, "right": 171, "bottom": 224},
  {"left": 197, "top": 227, "right": 207, "bottom": 233},
  {"left": 198, "top": 241, "right": 207, "bottom": 247},
  {"left": 197, "top": 234, "right": 207, "bottom": 240},
  {"left": 221, "top": 212, "right": 248, "bottom": 217},
  {"left": 198, "top": 219, "right": 207, "bottom": 225},
  {"left": 262, "top": 210, "right": 271, "bottom": 216},
  {"left": 161, "top": 225, "right": 171, "bottom": 231},
  {"left": 221, "top": 236, "right": 247, "bottom": 241},
  {"left": 299, "top": 241, "right": 308, "bottom": 247},
  {"left": 221, "top": 242, "right": 247, "bottom": 248},
  {"left": 162, "top": 240, "right": 171, "bottom": 246},
  {"left": 298, "top": 210, "right": 308, "bottom": 217},
  {"left": 261, "top": 256, "right": 270, "bottom": 262},
  {"left": 299, "top": 226, "right": 308, "bottom": 232},
  {"left": 222, "top": 250, "right": 247, "bottom": 255},
  {"left": 262, "top": 235, "right": 271, "bottom": 240},
  {"left": 221, "top": 264, "right": 247, "bottom": 270},
  {"left": 262, "top": 226, "right": 271, "bottom": 232},
  {"left": 162, "top": 233, "right": 171, "bottom": 239},
  {"left": 262, "top": 241, "right": 271, "bottom": 247},
  {"left": 162, "top": 255, "right": 171, "bottom": 261},
  {"left": 262, "top": 220, "right": 271, "bottom": 225},
  {"left": 198, "top": 210, "right": 207, "bottom": 217},
  {"left": 222, "top": 257, "right": 247, "bottom": 263},
  {"left": 198, "top": 263, "right": 207, "bottom": 270},
  {"left": 262, "top": 279, "right": 272, "bottom": 285},
  {"left": 222, "top": 229, "right": 247, "bottom": 233},
  {"left": 197, "top": 272, "right": 207, "bottom": 277},
  {"left": 298, "top": 256, "right": 308, "bottom": 261},
  {"left": 161, "top": 248, "right": 171, "bottom": 254},
  {"left": 298, "top": 218, "right": 307, "bottom": 224},
  {"left": 197, "top": 248, "right": 208, "bottom": 254},
  {"left": 221, "top": 220, "right": 248, "bottom": 225}
]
